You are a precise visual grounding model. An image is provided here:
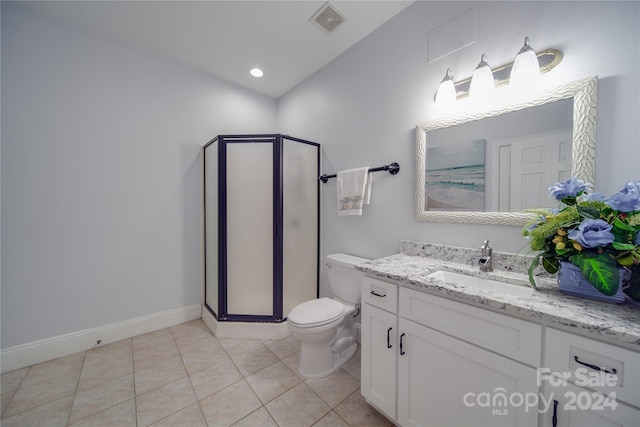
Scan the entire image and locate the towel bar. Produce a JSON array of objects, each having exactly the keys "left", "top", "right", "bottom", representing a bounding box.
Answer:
[{"left": 319, "top": 162, "right": 400, "bottom": 183}]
